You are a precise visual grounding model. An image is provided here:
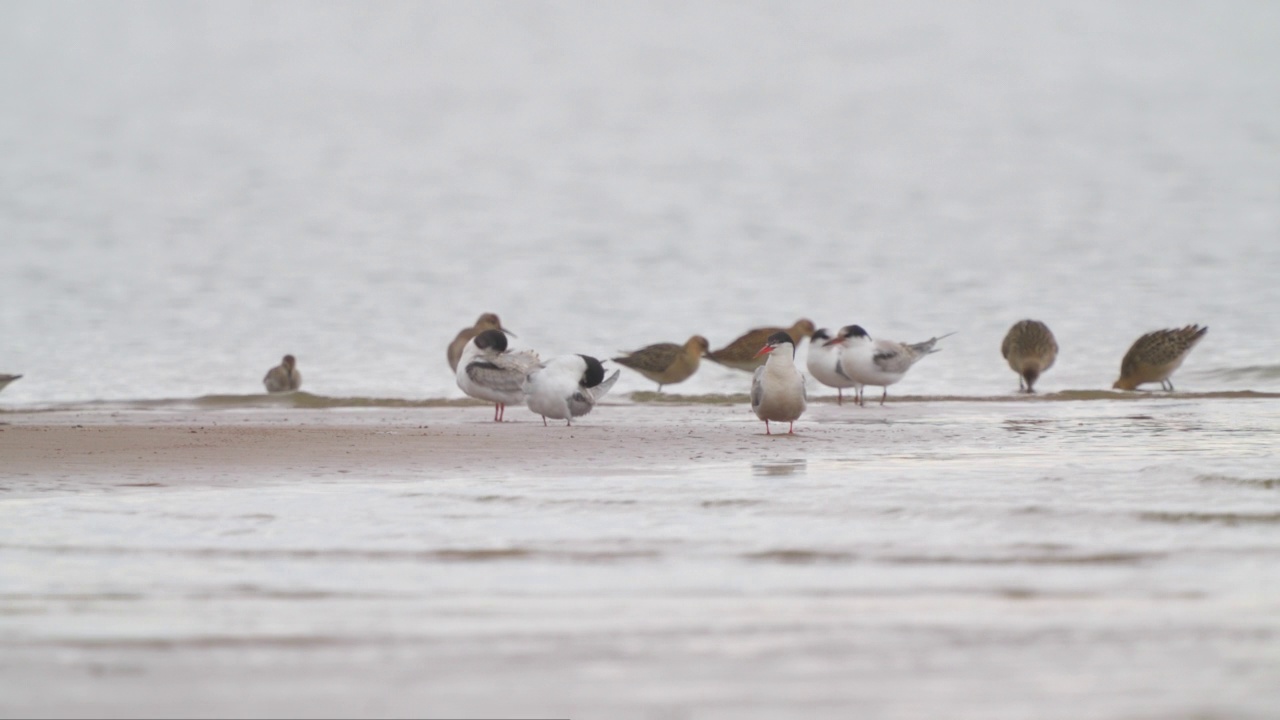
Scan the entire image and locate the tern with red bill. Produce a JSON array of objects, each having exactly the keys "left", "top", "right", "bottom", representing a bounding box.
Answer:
[
  {"left": 806, "top": 328, "right": 857, "bottom": 405},
  {"left": 832, "top": 324, "right": 953, "bottom": 406},
  {"left": 750, "top": 331, "right": 807, "bottom": 435}
]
